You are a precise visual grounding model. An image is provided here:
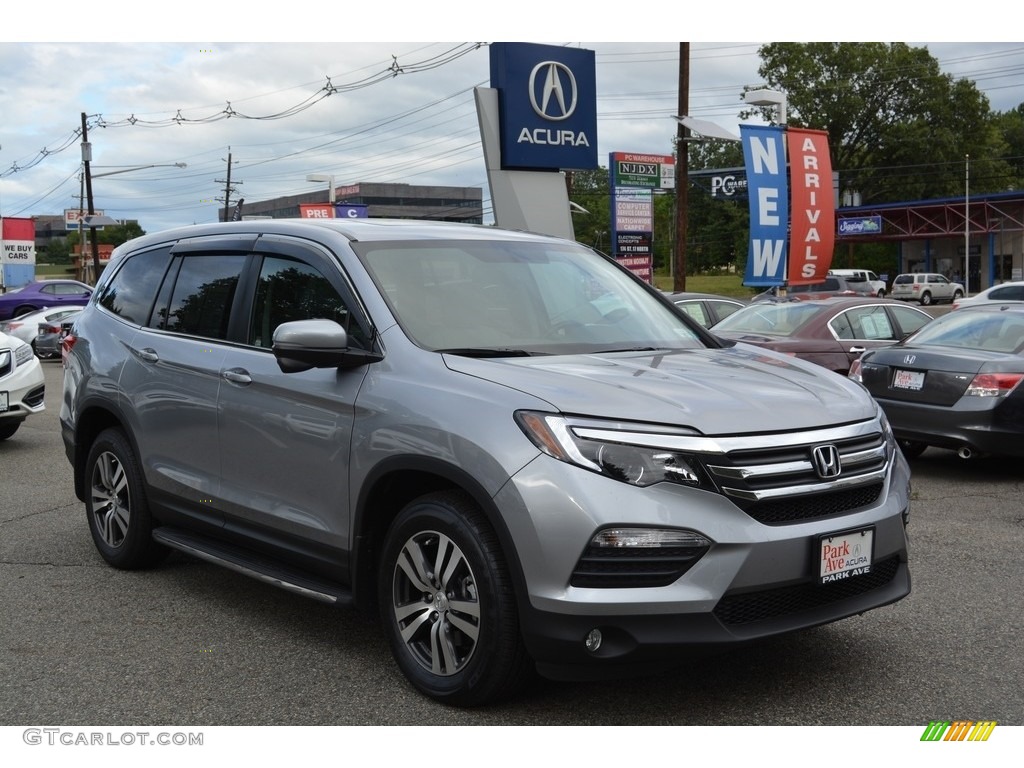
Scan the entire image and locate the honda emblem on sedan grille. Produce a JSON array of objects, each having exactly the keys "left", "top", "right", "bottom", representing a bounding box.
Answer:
[
  {"left": 904, "top": 354, "right": 917, "bottom": 365},
  {"left": 812, "top": 444, "right": 842, "bottom": 478}
]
